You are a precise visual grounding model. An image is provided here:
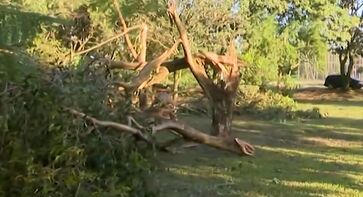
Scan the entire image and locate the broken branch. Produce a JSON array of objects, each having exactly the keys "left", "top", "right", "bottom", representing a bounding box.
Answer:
[
  {"left": 167, "top": 0, "right": 216, "bottom": 99},
  {"left": 121, "top": 39, "right": 182, "bottom": 91},
  {"left": 152, "top": 120, "right": 255, "bottom": 156},
  {"left": 64, "top": 107, "right": 152, "bottom": 144},
  {"left": 113, "top": 0, "right": 138, "bottom": 59}
]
